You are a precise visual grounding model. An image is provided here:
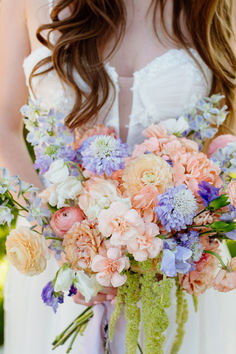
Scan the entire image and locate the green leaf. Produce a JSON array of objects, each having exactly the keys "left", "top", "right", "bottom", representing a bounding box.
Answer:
[
  {"left": 210, "top": 221, "right": 236, "bottom": 233},
  {"left": 207, "top": 194, "right": 229, "bottom": 211}
]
